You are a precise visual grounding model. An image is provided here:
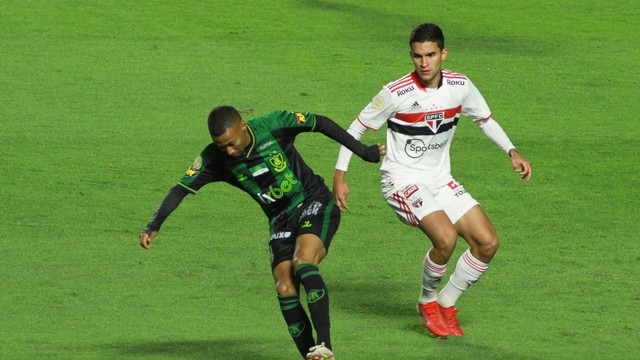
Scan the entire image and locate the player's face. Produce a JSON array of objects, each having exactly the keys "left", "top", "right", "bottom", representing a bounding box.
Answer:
[
  {"left": 410, "top": 41, "right": 448, "bottom": 88},
  {"left": 213, "top": 121, "right": 250, "bottom": 157}
]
